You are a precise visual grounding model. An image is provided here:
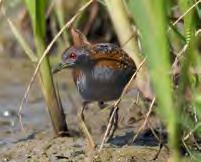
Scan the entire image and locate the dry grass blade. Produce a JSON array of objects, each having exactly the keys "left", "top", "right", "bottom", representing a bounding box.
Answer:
[
  {"left": 183, "top": 122, "right": 201, "bottom": 141},
  {"left": 172, "top": 44, "right": 188, "bottom": 72},
  {"left": 5, "top": 17, "right": 37, "bottom": 62},
  {"left": 1, "top": 1, "right": 37, "bottom": 62},
  {"left": 114, "top": 57, "right": 146, "bottom": 108},
  {"left": 99, "top": 58, "right": 146, "bottom": 151},
  {"left": 132, "top": 97, "right": 155, "bottom": 143},
  {"left": 182, "top": 138, "right": 198, "bottom": 161},
  {"left": 168, "top": 0, "right": 201, "bottom": 31},
  {"left": 196, "top": 29, "right": 201, "bottom": 35},
  {"left": 172, "top": 28, "right": 201, "bottom": 73},
  {"left": 18, "top": 0, "right": 94, "bottom": 131}
]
